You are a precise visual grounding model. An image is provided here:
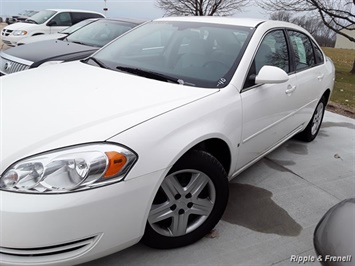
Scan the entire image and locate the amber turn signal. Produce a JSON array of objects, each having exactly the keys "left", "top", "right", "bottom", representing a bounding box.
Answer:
[{"left": 104, "top": 151, "right": 127, "bottom": 178}]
